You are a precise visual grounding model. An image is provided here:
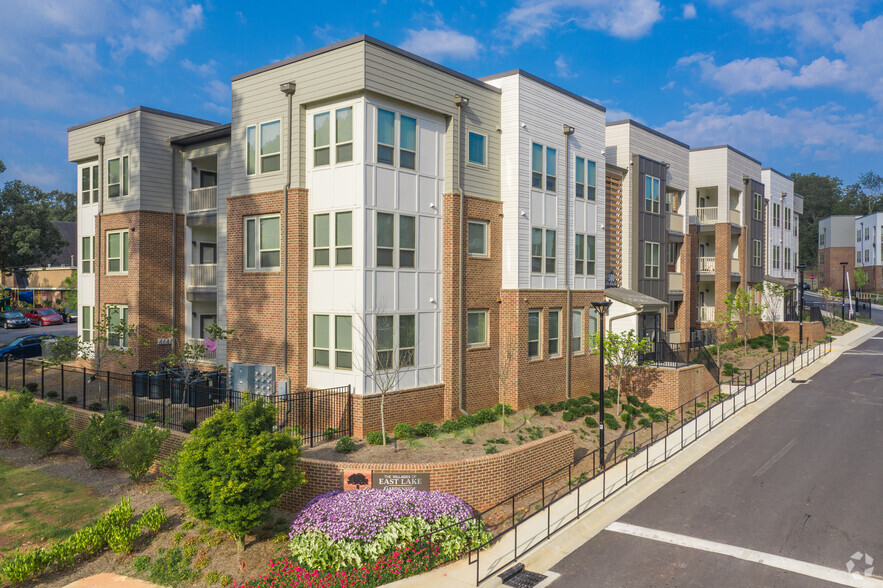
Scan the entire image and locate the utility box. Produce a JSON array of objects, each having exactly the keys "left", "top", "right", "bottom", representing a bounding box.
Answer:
[{"left": 228, "top": 362, "right": 276, "bottom": 396}]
